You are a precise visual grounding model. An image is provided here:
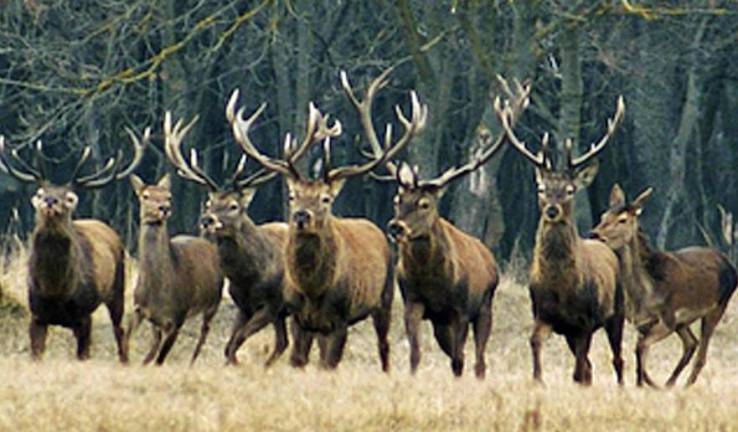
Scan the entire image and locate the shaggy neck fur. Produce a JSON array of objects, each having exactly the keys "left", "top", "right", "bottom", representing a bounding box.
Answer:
[
  {"left": 616, "top": 230, "right": 662, "bottom": 324},
  {"left": 216, "top": 216, "right": 276, "bottom": 285},
  {"left": 530, "top": 218, "right": 580, "bottom": 290},
  {"left": 30, "top": 216, "right": 86, "bottom": 299},
  {"left": 287, "top": 217, "right": 339, "bottom": 299},
  {"left": 400, "top": 218, "right": 451, "bottom": 280}
]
